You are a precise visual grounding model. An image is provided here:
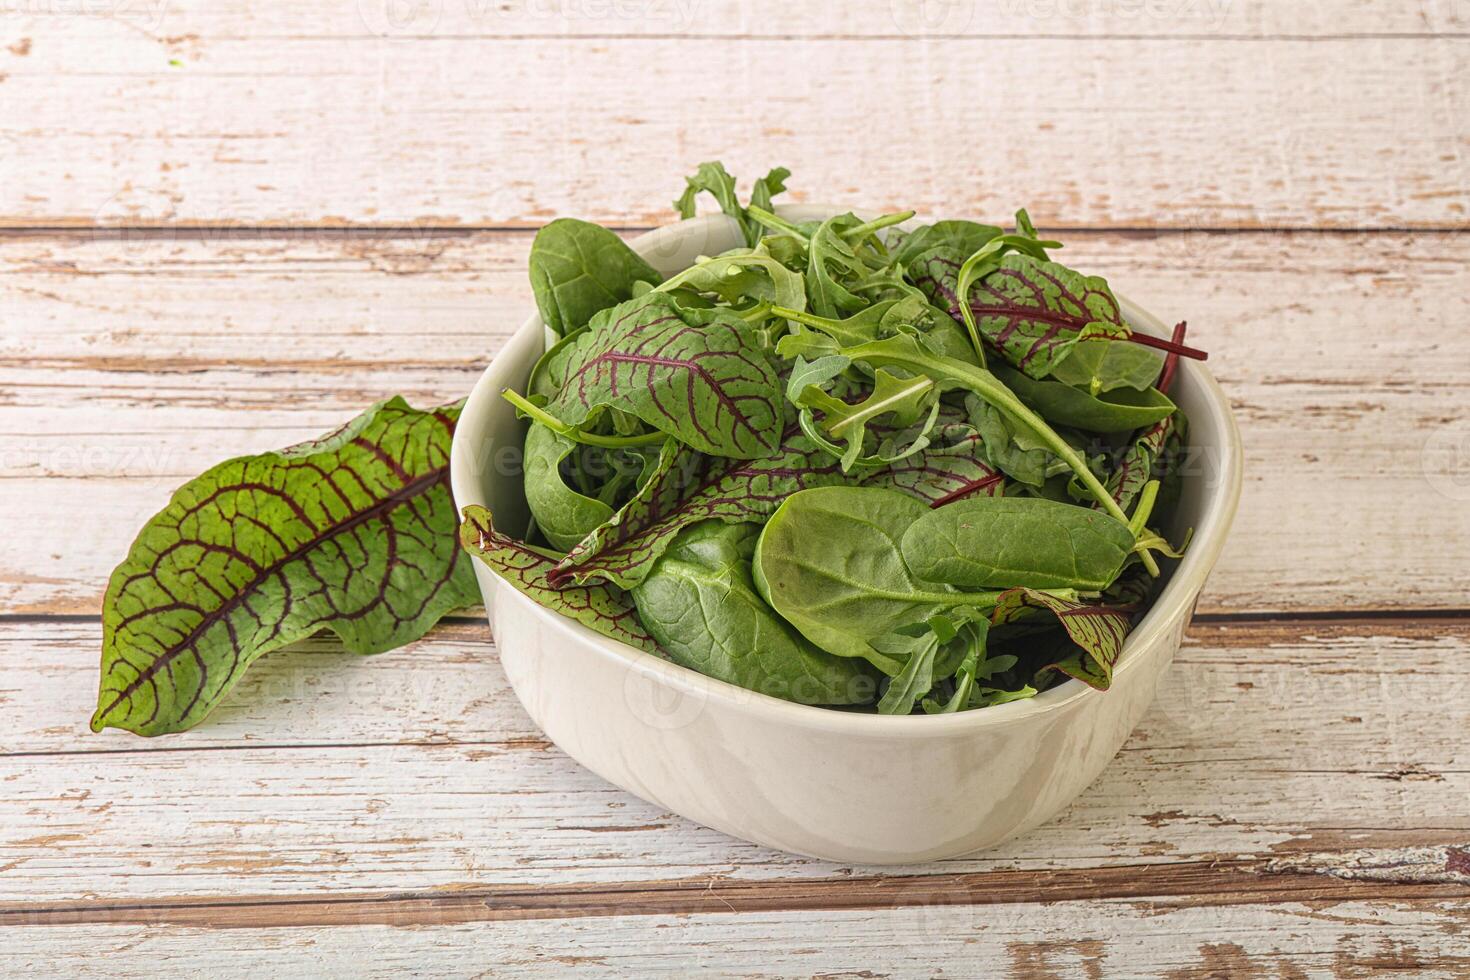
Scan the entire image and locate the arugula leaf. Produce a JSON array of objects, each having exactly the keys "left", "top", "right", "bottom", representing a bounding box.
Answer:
[
  {"left": 543, "top": 291, "right": 787, "bottom": 459},
  {"left": 529, "top": 218, "right": 662, "bottom": 338},
  {"left": 674, "top": 161, "right": 791, "bottom": 248},
  {"left": 807, "top": 213, "right": 873, "bottom": 318},
  {"left": 794, "top": 367, "right": 940, "bottom": 471},
  {"left": 654, "top": 245, "right": 806, "bottom": 313},
  {"left": 460, "top": 506, "right": 658, "bottom": 654},
  {"left": 632, "top": 521, "right": 877, "bottom": 705},
  {"left": 93, "top": 398, "right": 478, "bottom": 736}
]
